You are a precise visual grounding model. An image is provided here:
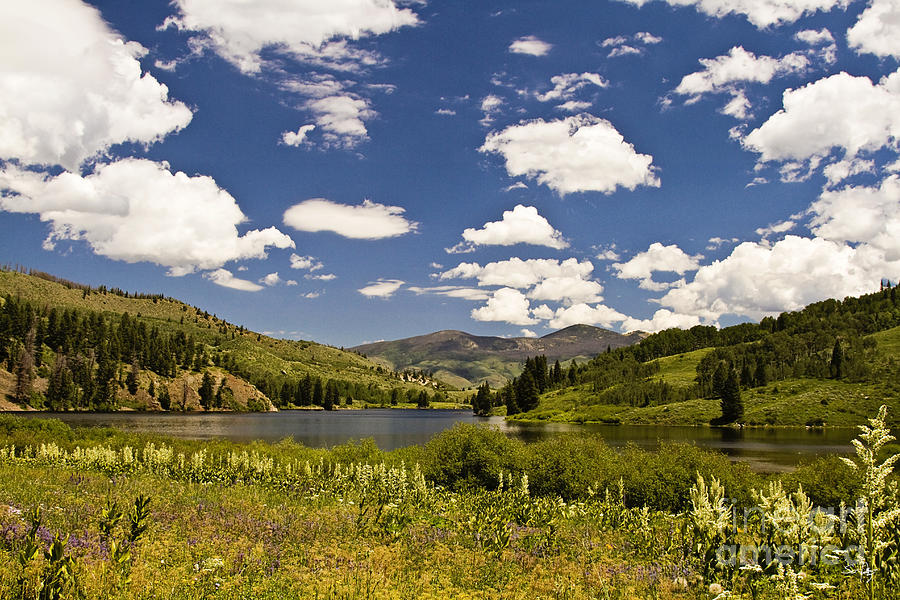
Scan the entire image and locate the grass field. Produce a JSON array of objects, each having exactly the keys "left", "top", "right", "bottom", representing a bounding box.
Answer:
[
  {"left": 653, "top": 349, "right": 712, "bottom": 387},
  {"left": 1, "top": 415, "right": 896, "bottom": 599}
]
